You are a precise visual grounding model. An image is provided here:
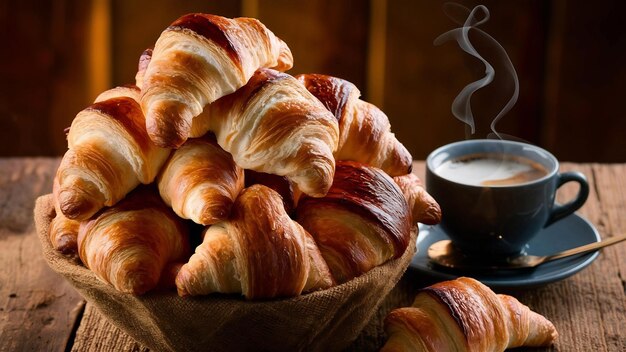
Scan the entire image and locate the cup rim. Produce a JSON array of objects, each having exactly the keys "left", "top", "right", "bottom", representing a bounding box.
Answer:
[{"left": 426, "top": 139, "right": 559, "bottom": 188}]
